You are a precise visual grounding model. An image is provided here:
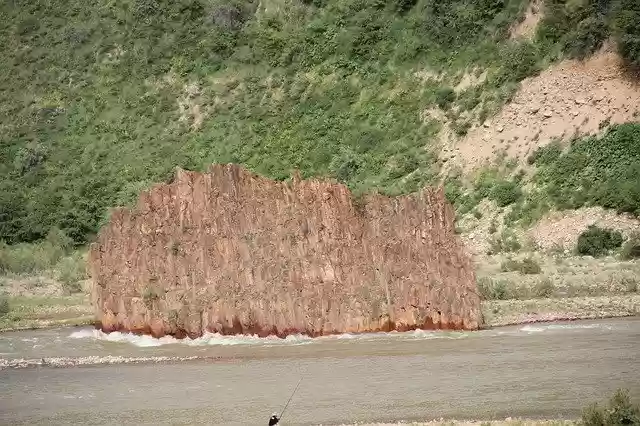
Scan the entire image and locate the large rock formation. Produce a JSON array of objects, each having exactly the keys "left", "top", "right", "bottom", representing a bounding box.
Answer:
[{"left": 89, "top": 164, "right": 482, "bottom": 338}]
